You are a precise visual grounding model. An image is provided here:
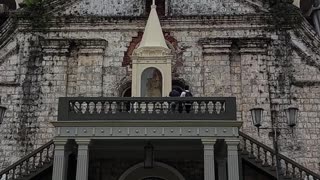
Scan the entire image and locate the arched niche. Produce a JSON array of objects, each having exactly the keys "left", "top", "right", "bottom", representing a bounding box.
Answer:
[
  {"left": 119, "top": 162, "right": 185, "bottom": 180},
  {"left": 141, "top": 67, "right": 162, "bottom": 97}
]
